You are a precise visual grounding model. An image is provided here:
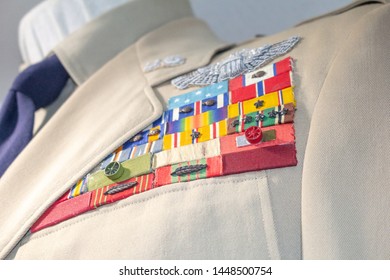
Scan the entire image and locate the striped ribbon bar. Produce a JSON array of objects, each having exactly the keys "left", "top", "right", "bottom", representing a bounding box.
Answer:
[
  {"left": 100, "top": 129, "right": 151, "bottom": 169},
  {"left": 235, "top": 131, "right": 276, "bottom": 147},
  {"left": 228, "top": 87, "right": 295, "bottom": 118},
  {"left": 167, "top": 57, "right": 292, "bottom": 107},
  {"left": 140, "top": 111, "right": 170, "bottom": 134},
  {"left": 165, "top": 88, "right": 295, "bottom": 135},
  {"left": 88, "top": 153, "right": 152, "bottom": 192},
  {"left": 99, "top": 139, "right": 163, "bottom": 171},
  {"left": 229, "top": 56, "right": 292, "bottom": 91},
  {"left": 147, "top": 125, "right": 164, "bottom": 143},
  {"left": 31, "top": 192, "right": 93, "bottom": 233},
  {"left": 230, "top": 71, "right": 293, "bottom": 104},
  {"left": 167, "top": 80, "right": 228, "bottom": 109},
  {"left": 90, "top": 173, "right": 154, "bottom": 208},
  {"left": 166, "top": 107, "right": 227, "bottom": 135},
  {"left": 220, "top": 124, "right": 297, "bottom": 175},
  {"left": 69, "top": 140, "right": 162, "bottom": 200},
  {"left": 228, "top": 103, "right": 295, "bottom": 133},
  {"left": 163, "top": 120, "right": 227, "bottom": 150},
  {"left": 31, "top": 174, "right": 155, "bottom": 233},
  {"left": 164, "top": 64, "right": 293, "bottom": 124},
  {"left": 104, "top": 90, "right": 294, "bottom": 160},
  {"left": 153, "top": 139, "right": 220, "bottom": 169},
  {"left": 155, "top": 157, "right": 222, "bottom": 187},
  {"left": 68, "top": 176, "right": 89, "bottom": 199},
  {"left": 166, "top": 92, "right": 230, "bottom": 122},
  {"left": 162, "top": 103, "right": 295, "bottom": 150},
  {"left": 82, "top": 82, "right": 303, "bottom": 185},
  {"left": 98, "top": 88, "right": 295, "bottom": 172},
  {"left": 156, "top": 124, "right": 297, "bottom": 188},
  {"left": 124, "top": 139, "right": 163, "bottom": 159}
]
